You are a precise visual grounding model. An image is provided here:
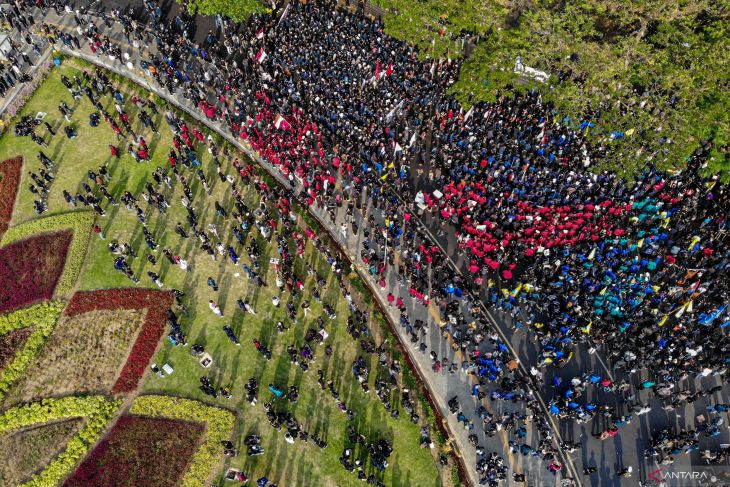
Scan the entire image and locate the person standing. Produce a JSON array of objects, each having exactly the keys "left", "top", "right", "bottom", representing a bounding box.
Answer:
[
  {"left": 147, "top": 271, "right": 163, "bottom": 287},
  {"left": 175, "top": 222, "right": 189, "bottom": 238},
  {"left": 207, "top": 276, "right": 218, "bottom": 291},
  {"left": 209, "top": 300, "right": 223, "bottom": 317},
  {"left": 92, "top": 223, "right": 105, "bottom": 240}
]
